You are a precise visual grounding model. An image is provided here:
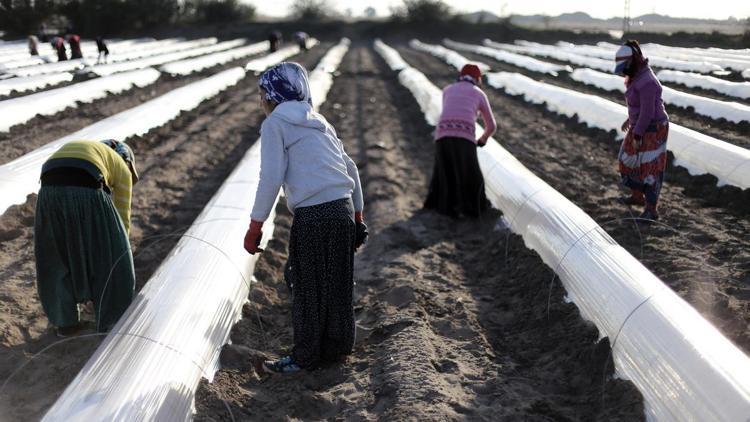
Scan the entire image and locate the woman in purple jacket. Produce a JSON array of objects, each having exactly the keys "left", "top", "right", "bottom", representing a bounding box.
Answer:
[{"left": 614, "top": 40, "right": 669, "bottom": 223}]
